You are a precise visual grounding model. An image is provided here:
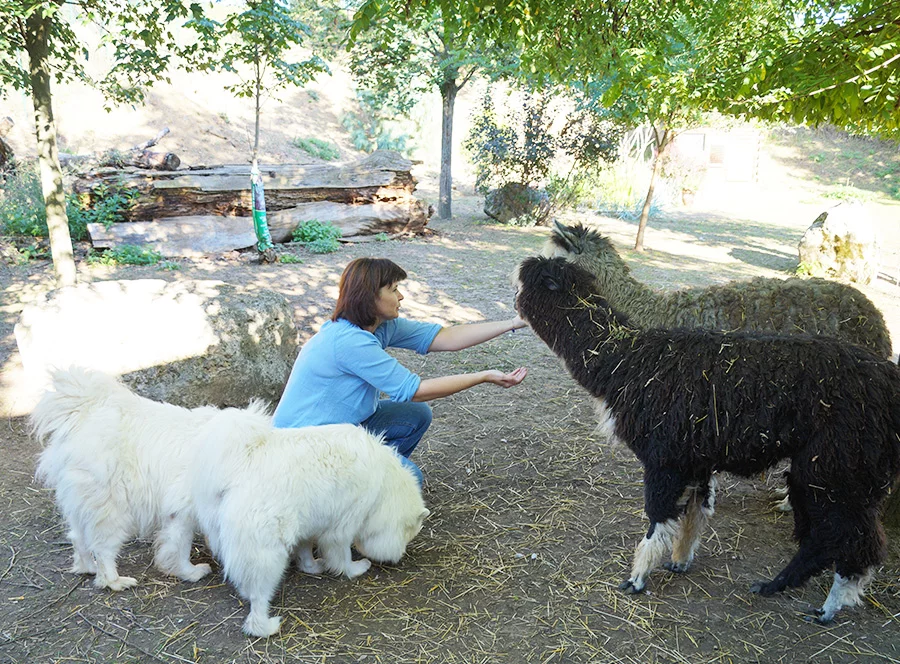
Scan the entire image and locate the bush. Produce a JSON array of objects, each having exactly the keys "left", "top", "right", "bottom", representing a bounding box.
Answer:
[
  {"left": 68, "top": 183, "right": 139, "bottom": 232},
  {"left": 87, "top": 245, "right": 162, "bottom": 266},
  {"left": 464, "top": 91, "right": 556, "bottom": 195},
  {"left": 0, "top": 162, "right": 135, "bottom": 242},
  {"left": 277, "top": 253, "right": 304, "bottom": 264},
  {"left": 464, "top": 90, "right": 624, "bottom": 213},
  {"left": 292, "top": 220, "right": 341, "bottom": 254},
  {"left": 340, "top": 90, "right": 415, "bottom": 156},
  {"left": 292, "top": 137, "right": 340, "bottom": 161}
]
